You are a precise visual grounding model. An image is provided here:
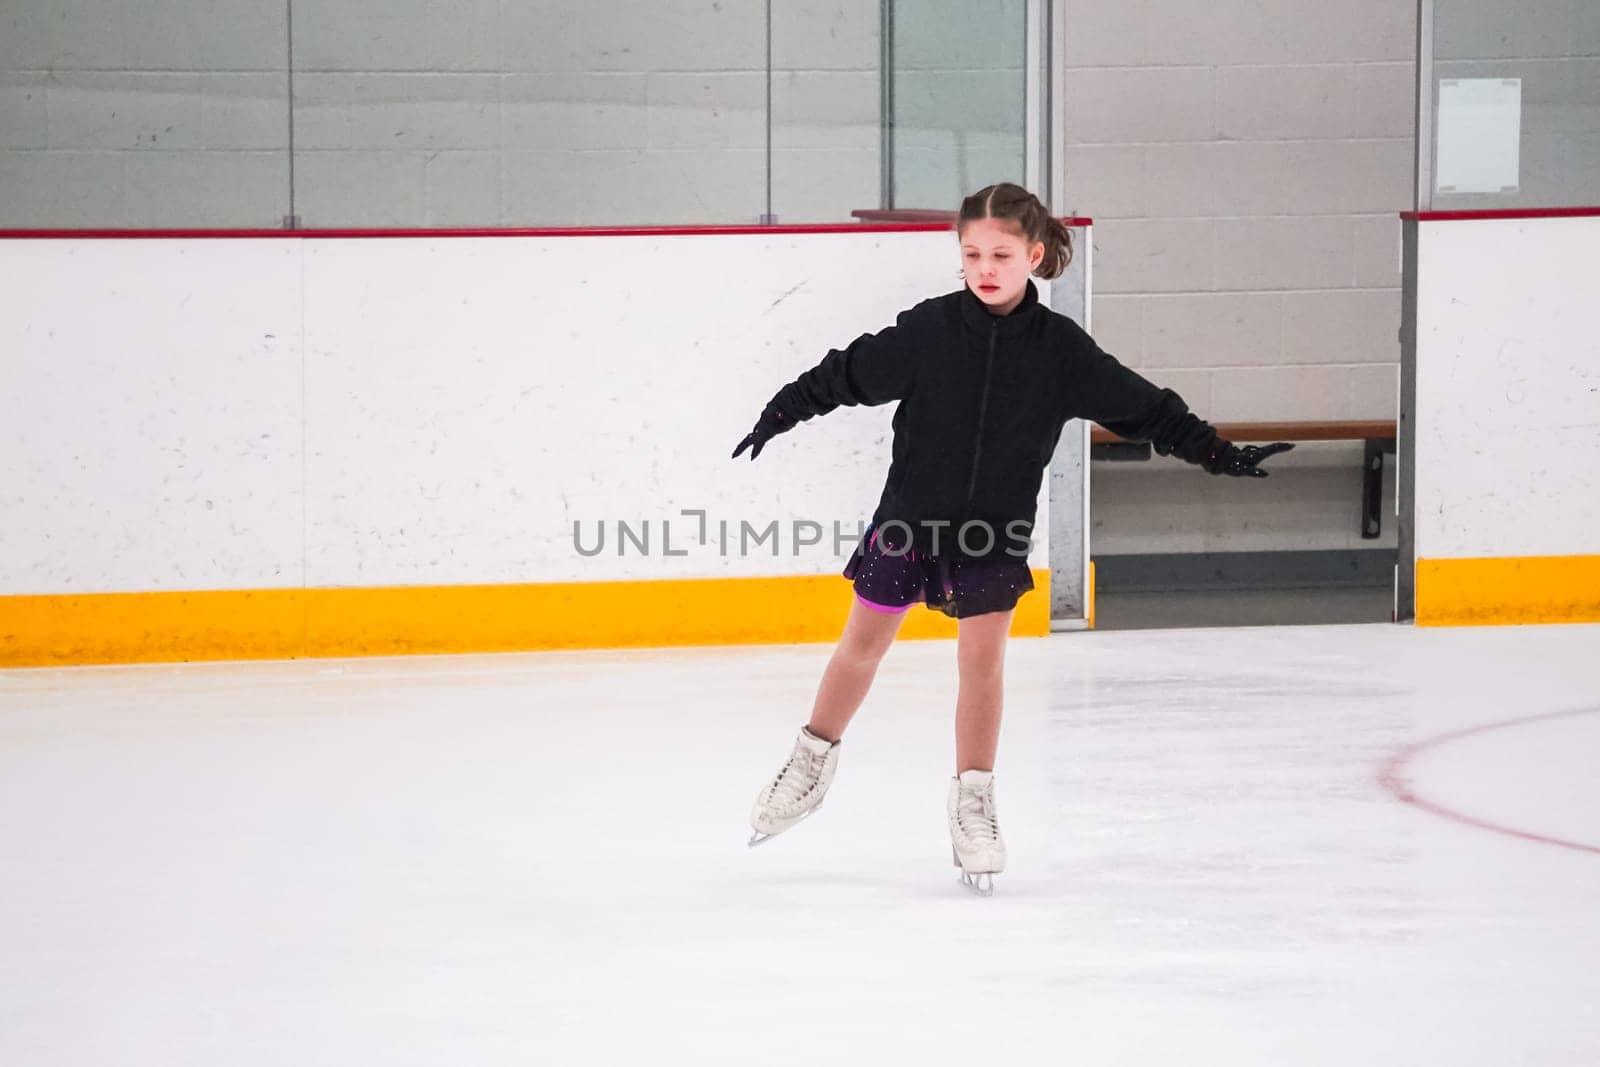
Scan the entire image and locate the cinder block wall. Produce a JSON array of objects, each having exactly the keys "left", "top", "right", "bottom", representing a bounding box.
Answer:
[
  {"left": 1063, "top": 0, "right": 1416, "bottom": 425},
  {"left": 1064, "top": 0, "right": 1417, "bottom": 555}
]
